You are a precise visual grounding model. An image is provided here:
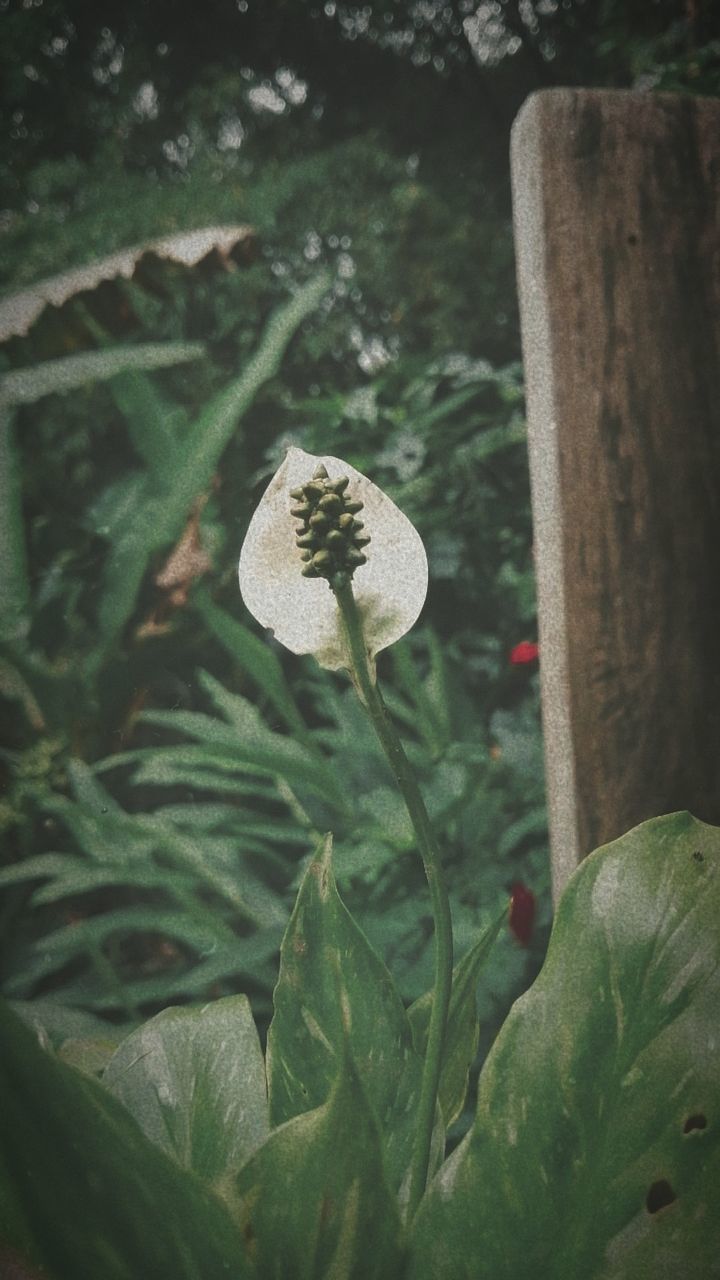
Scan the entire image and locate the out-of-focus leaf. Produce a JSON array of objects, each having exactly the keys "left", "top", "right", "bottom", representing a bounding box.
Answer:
[
  {"left": 36, "top": 786, "right": 288, "bottom": 926},
  {"left": 0, "top": 342, "right": 205, "bottom": 406},
  {"left": 409, "top": 813, "right": 720, "bottom": 1279},
  {"left": 66, "top": 757, "right": 123, "bottom": 816},
  {"left": 0, "top": 852, "right": 86, "bottom": 891},
  {"left": 30, "top": 931, "right": 283, "bottom": 1013},
  {"left": 0, "top": 1000, "right": 252, "bottom": 1280},
  {"left": 57, "top": 1036, "right": 121, "bottom": 1077},
  {"left": 266, "top": 834, "right": 423, "bottom": 1197},
  {"left": 194, "top": 587, "right": 306, "bottom": 736},
  {"left": 98, "top": 744, "right": 278, "bottom": 798},
  {"left": 95, "top": 270, "right": 331, "bottom": 659},
  {"left": 0, "top": 405, "right": 29, "bottom": 643},
  {"left": 0, "top": 224, "right": 252, "bottom": 339},
  {"left": 2, "top": 906, "right": 237, "bottom": 996},
  {"left": 141, "top": 698, "right": 345, "bottom": 810},
  {"left": 389, "top": 639, "right": 445, "bottom": 758},
  {"left": 104, "top": 995, "right": 268, "bottom": 1192},
  {"left": 9, "top": 999, "right": 122, "bottom": 1049},
  {"left": 107, "top": 370, "right": 190, "bottom": 478},
  {"left": 496, "top": 804, "right": 548, "bottom": 858},
  {"left": 407, "top": 907, "right": 506, "bottom": 1127},
  {"left": 86, "top": 472, "right": 148, "bottom": 540},
  {"left": 232, "top": 1049, "right": 405, "bottom": 1280}
]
